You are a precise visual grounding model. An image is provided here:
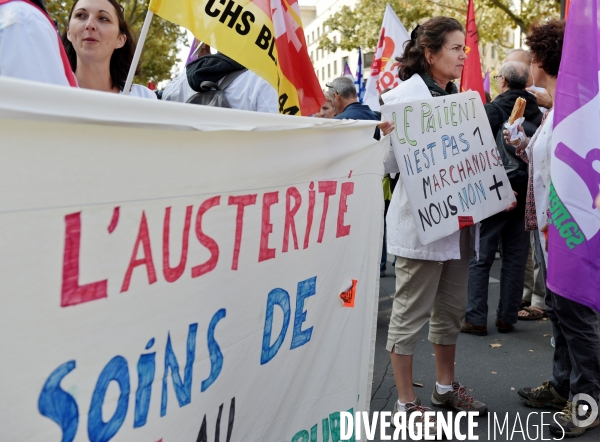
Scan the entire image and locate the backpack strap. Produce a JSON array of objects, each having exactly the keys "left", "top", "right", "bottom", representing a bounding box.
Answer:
[
  {"left": 0, "top": 0, "right": 78, "bottom": 87},
  {"left": 218, "top": 69, "right": 247, "bottom": 90},
  {"left": 199, "top": 81, "right": 220, "bottom": 91},
  {"left": 197, "top": 69, "right": 246, "bottom": 92}
]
